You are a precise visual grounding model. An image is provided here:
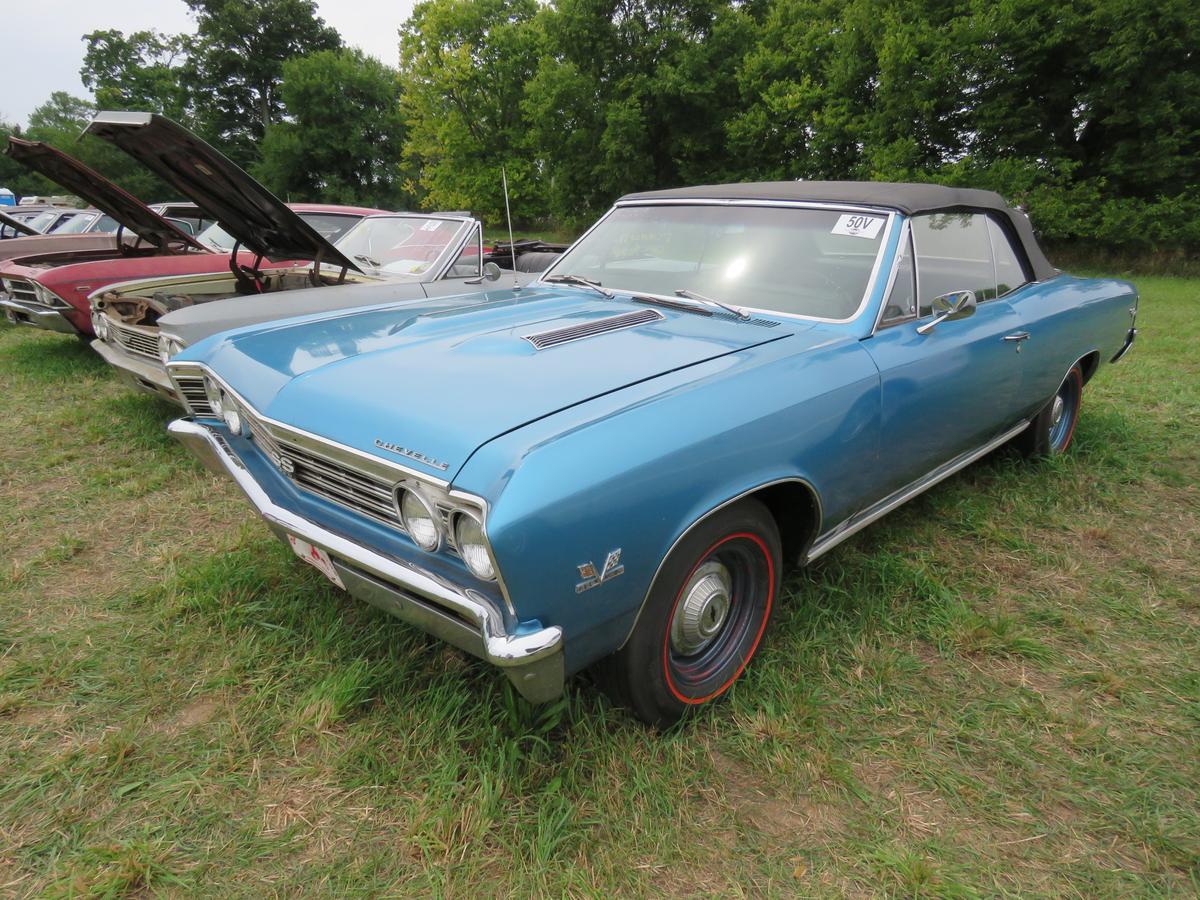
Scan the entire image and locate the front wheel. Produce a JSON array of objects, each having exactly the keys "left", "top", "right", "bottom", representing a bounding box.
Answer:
[
  {"left": 596, "top": 499, "right": 782, "bottom": 726},
  {"left": 1015, "top": 364, "right": 1083, "bottom": 458}
]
